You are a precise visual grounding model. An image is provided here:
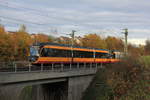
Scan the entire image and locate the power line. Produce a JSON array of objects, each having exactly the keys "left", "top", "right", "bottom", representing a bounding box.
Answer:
[
  {"left": 0, "top": 4, "right": 51, "bottom": 19},
  {"left": 0, "top": 2, "right": 57, "bottom": 27},
  {"left": 0, "top": 15, "right": 49, "bottom": 26},
  {"left": 97, "top": 29, "right": 123, "bottom": 38},
  {"left": 0, "top": 16, "right": 60, "bottom": 34},
  {"left": 0, "top": 1, "right": 58, "bottom": 26},
  {"left": 0, "top": 1, "right": 45, "bottom": 13}
]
